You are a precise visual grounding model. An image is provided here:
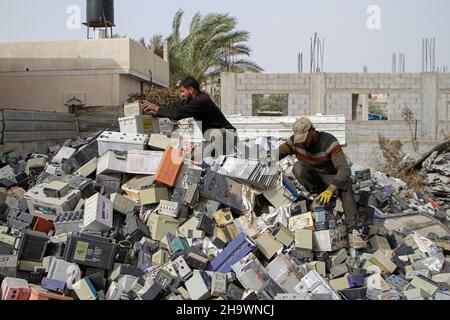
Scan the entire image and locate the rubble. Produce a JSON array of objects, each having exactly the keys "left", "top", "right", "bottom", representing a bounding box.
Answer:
[{"left": 0, "top": 103, "right": 449, "bottom": 301}]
